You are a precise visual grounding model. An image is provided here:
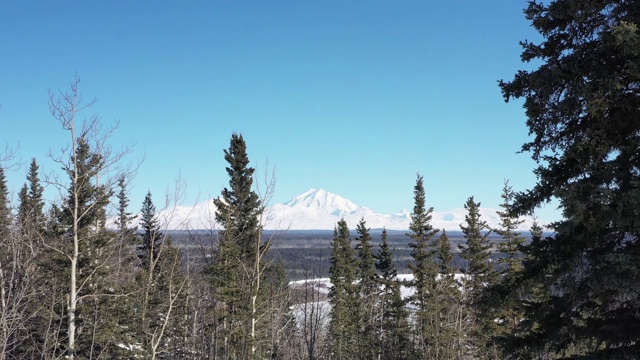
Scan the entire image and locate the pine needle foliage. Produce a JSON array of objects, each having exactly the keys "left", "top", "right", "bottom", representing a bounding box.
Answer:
[
  {"left": 406, "top": 174, "right": 439, "bottom": 357},
  {"left": 354, "top": 218, "right": 377, "bottom": 359},
  {"left": 375, "top": 228, "right": 411, "bottom": 359},
  {"left": 328, "top": 218, "right": 358, "bottom": 360},
  {"left": 0, "top": 167, "right": 10, "bottom": 239},
  {"left": 138, "top": 191, "right": 163, "bottom": 270},
  {"left": 209, "top": 133, "right": 269, "bottom": 359},
  {"left": 499, "top": 0, "right": 640, "bottom": 357},
  {"left": 459, "top": 196, "right": 497, "bottom": 356}
]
